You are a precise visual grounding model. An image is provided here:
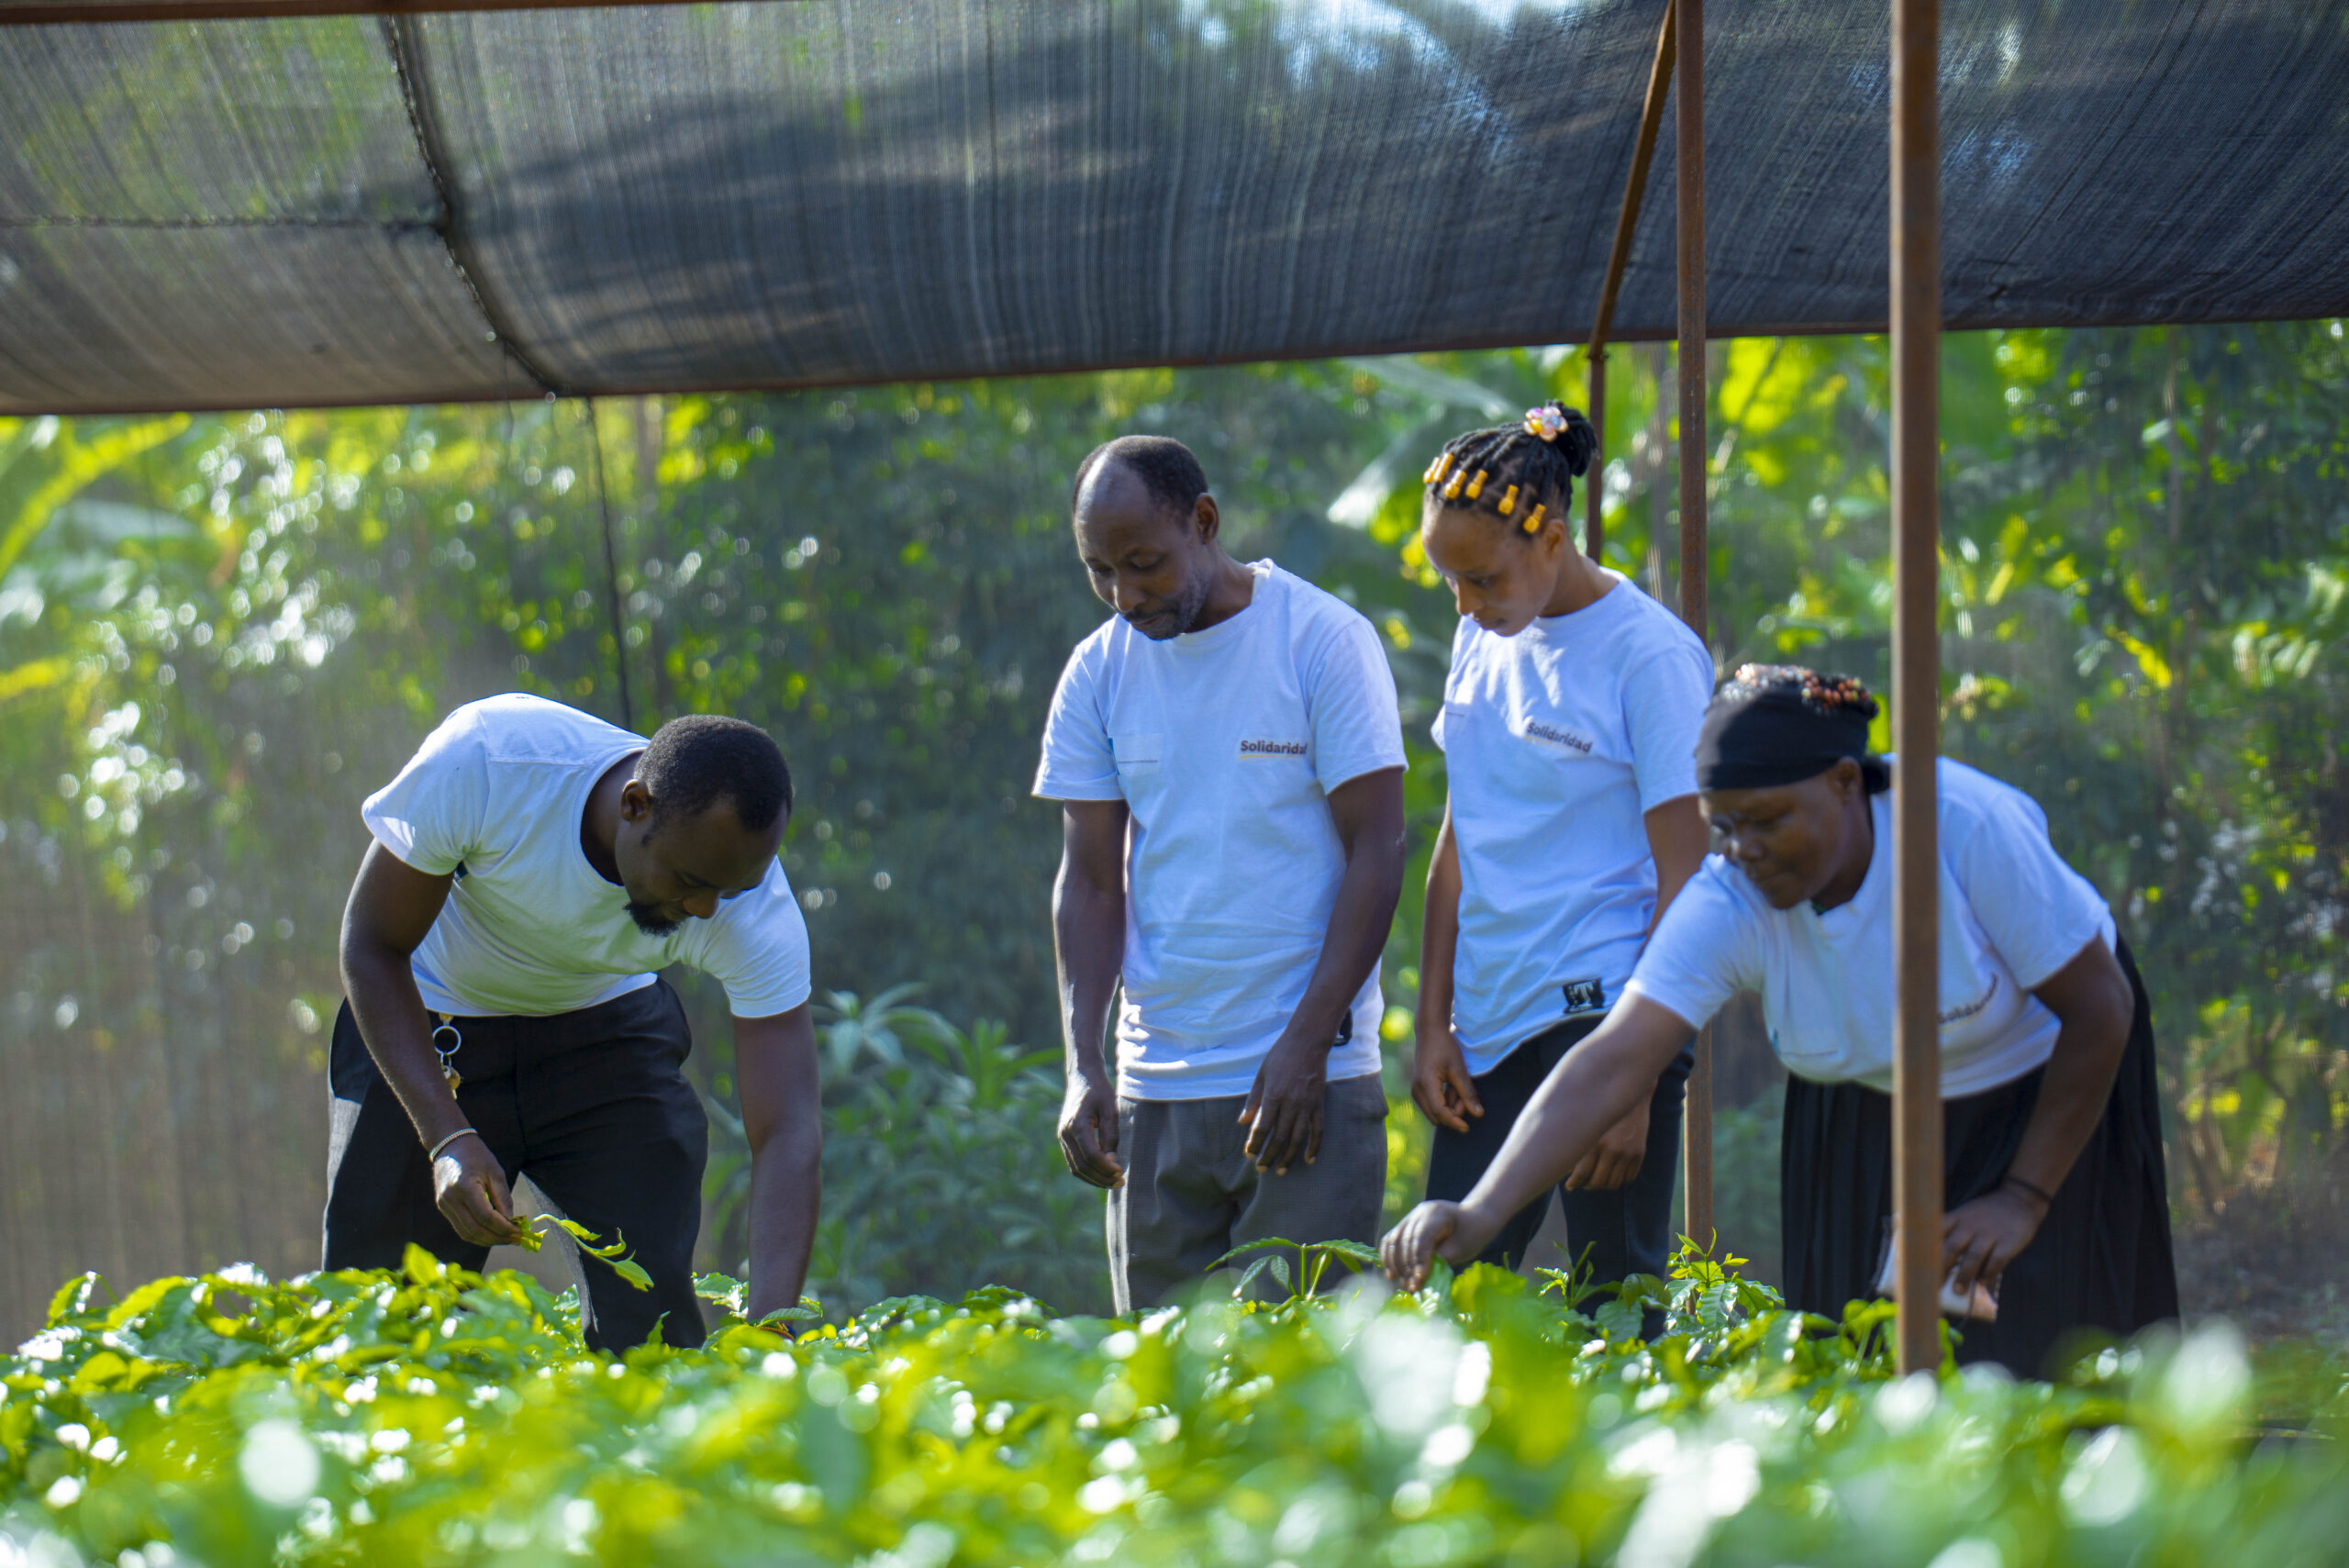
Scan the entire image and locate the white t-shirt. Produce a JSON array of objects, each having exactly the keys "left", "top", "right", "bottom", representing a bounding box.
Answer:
[
  {"left": 362, "top": 694, "right": 813, "bottom": 1020},
  {"left": 1625, "top": 757, "right": 2116, "bottom": 1096},
  {"left": 1032, "top": 561, "right": 1407, "bottom": 1099},
  {"left": 1433, "top": 572, "right": 1713, "bottom": 1073}
]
